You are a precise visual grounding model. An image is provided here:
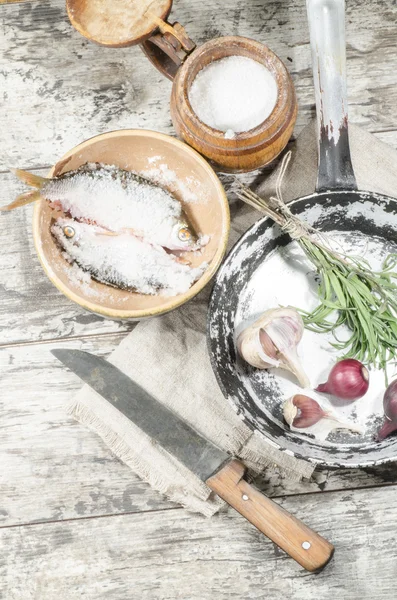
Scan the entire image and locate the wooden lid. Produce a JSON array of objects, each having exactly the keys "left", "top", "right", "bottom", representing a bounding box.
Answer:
[{"left": 66, "top": 0, "right": 173, "bottom": 47}]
